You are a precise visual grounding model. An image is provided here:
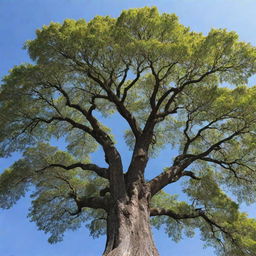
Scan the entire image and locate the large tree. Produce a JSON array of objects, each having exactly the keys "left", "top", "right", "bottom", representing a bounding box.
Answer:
[{"left": 1, "top": 7, "right": 256, "bottom": 256}]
